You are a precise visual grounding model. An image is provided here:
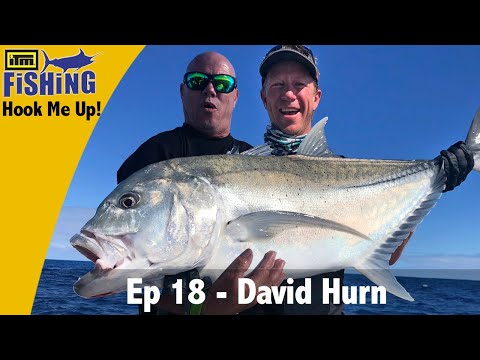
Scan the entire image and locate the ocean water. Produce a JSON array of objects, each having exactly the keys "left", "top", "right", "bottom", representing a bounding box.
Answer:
[{"left": 31, "top": 259, "right": 480, "bottom": 315}]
